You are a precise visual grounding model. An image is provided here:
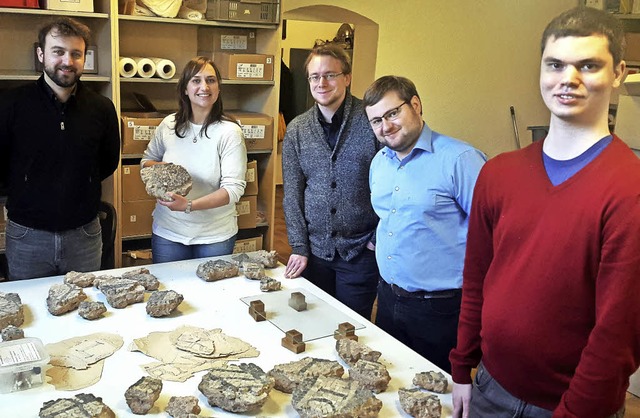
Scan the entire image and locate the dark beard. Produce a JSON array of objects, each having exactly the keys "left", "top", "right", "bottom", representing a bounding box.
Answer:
[{"left": 44, "top": 65, "right": 80, "bottom": 88}]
